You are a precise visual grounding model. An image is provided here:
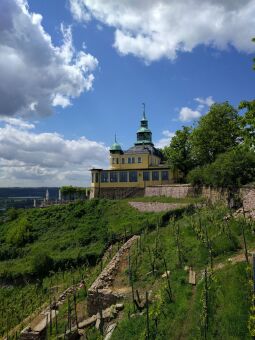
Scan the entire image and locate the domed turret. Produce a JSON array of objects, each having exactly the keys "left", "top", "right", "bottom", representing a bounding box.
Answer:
[{"left": 110, "top": 134, "right": 123, "bottom": 154}]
